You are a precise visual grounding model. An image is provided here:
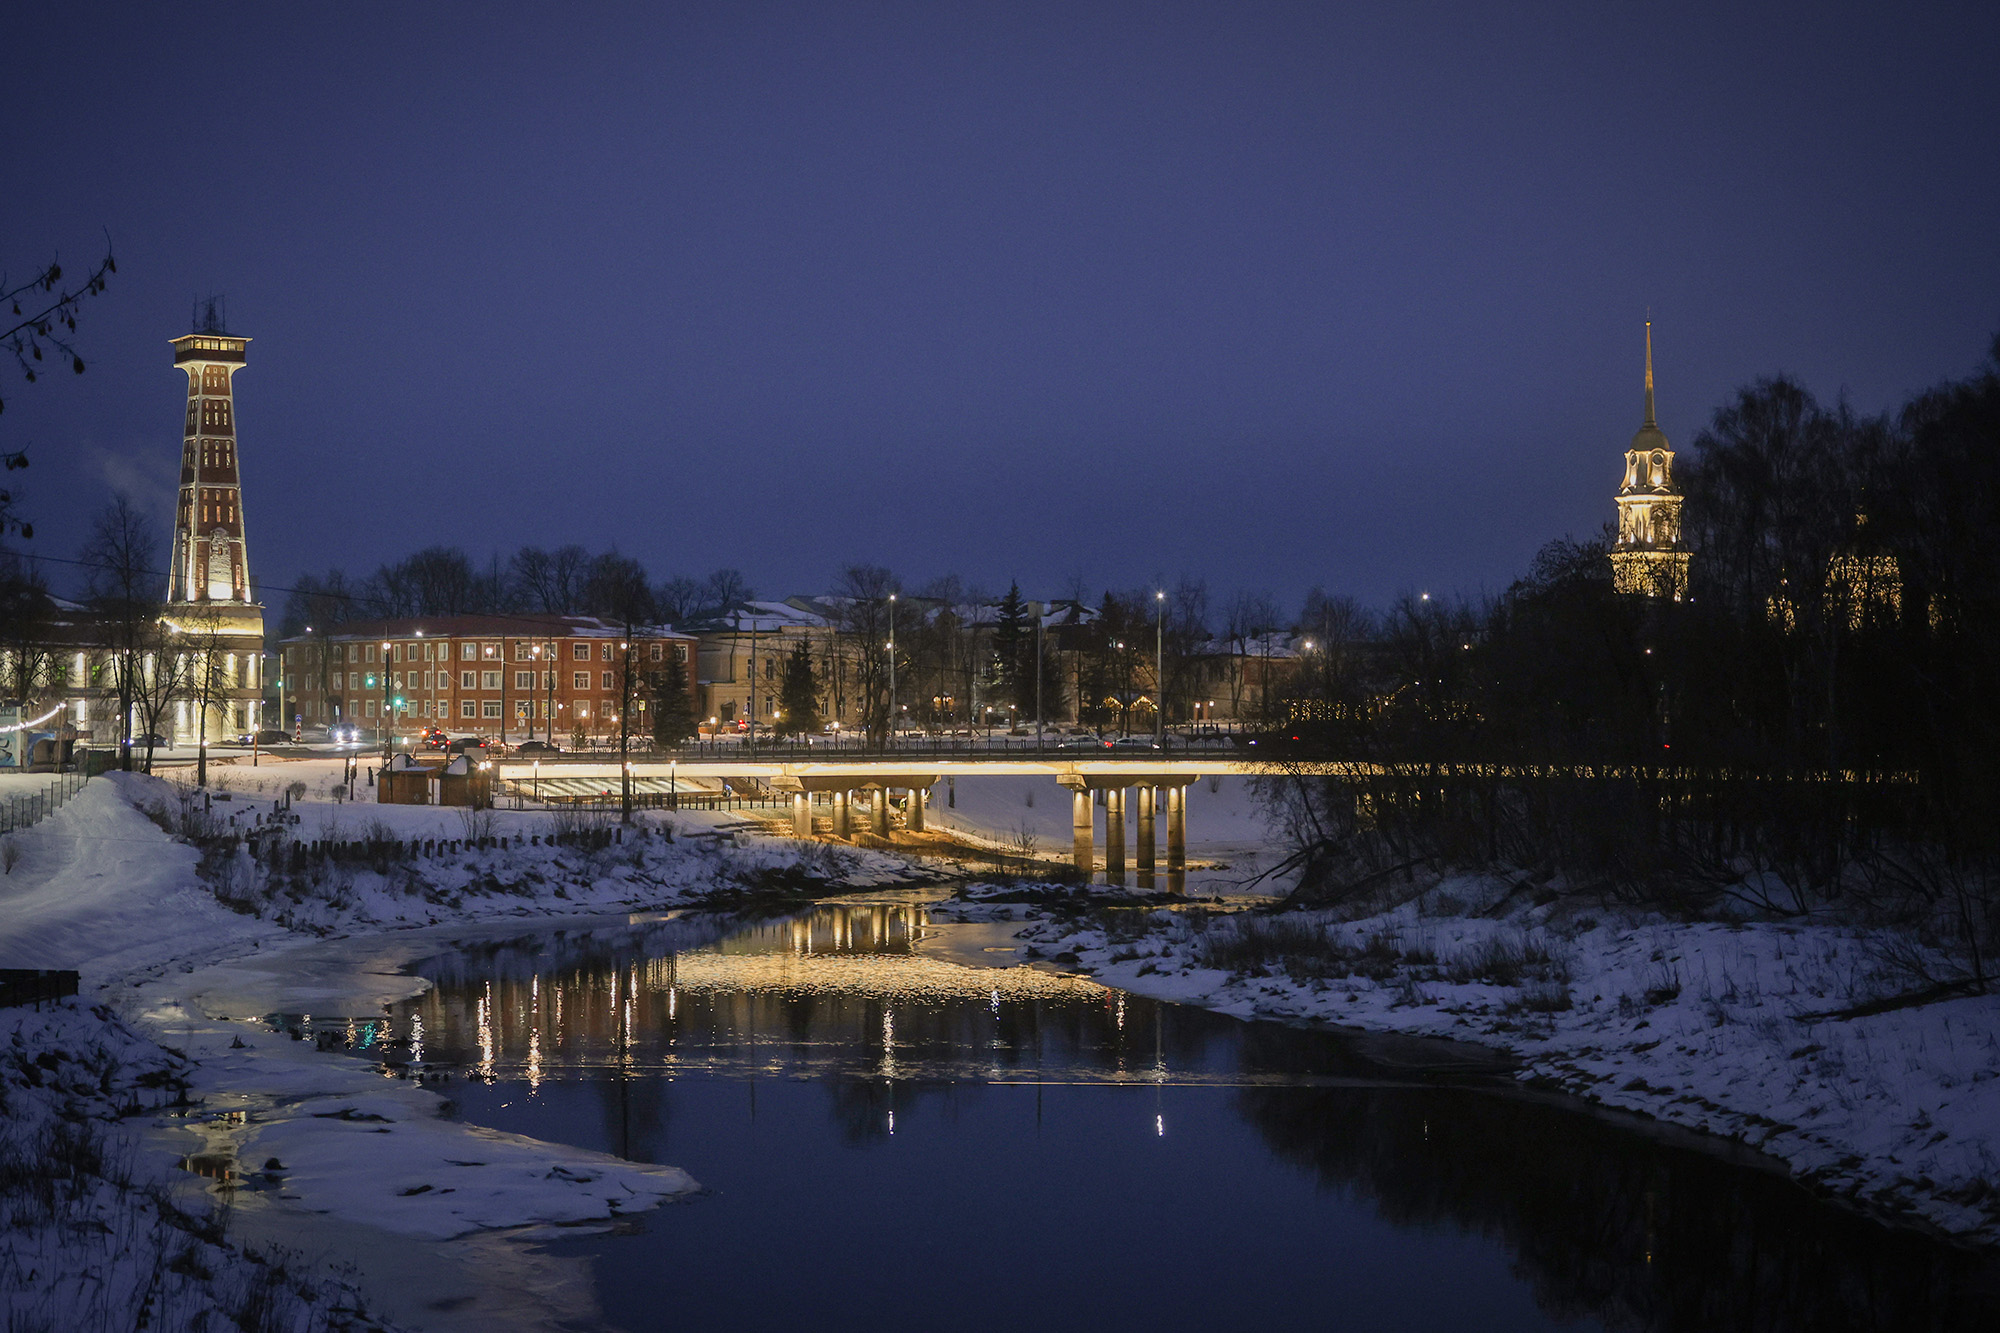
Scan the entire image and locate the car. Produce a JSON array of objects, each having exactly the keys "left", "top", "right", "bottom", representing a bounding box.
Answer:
[
  {"left": 1109, "top": 736, "right": 1163, "bottom": 750},
  {"left": 1055, "top": 735, "right": 1114, "bottom": 750},
  {"left": 238, "top": 728, "right": 291, "bottom": 746},
  {"left": 324, "top": 721, "right": 363, "bottom": 745},
  {"left": 447, "top": 736, "right": 490, "bottom": 755},
  {"left": 418, "top": 727, "right": 450, "bottom": 750},
  {"left": 515, "top": 740, "right": 560, "bottom": 755},
  {"left": 130, "top": 733, "right": 170, "bottom": 749}
]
